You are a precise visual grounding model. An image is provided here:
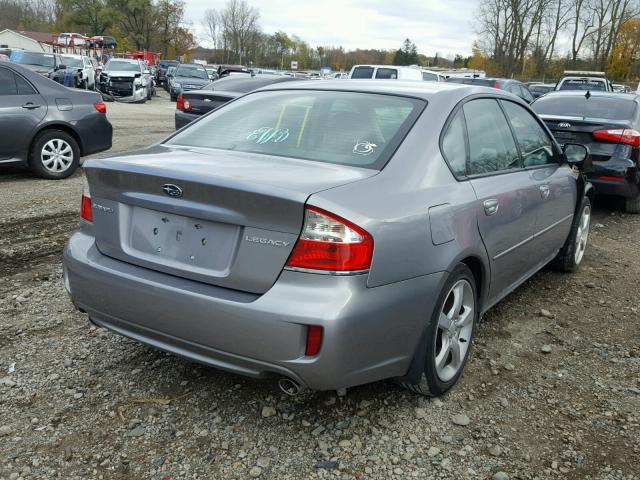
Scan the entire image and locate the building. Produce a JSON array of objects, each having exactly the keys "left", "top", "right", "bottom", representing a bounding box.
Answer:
[{"left": 0, "top": 29, "right": 54, "bottom": 53}]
